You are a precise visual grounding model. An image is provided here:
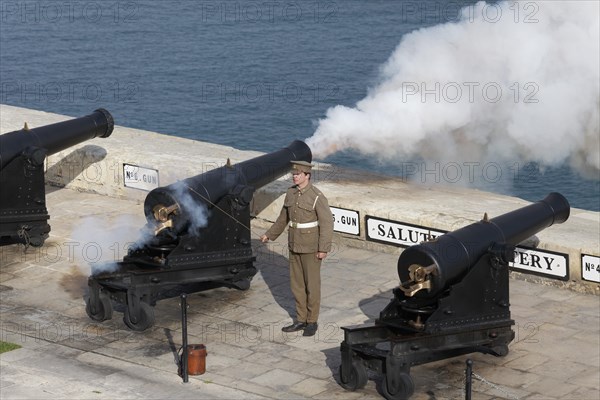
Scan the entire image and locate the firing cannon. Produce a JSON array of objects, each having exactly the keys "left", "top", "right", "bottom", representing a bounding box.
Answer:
[
  {"left": 0, "top": 109, "right": 114, "bottom": 247},
  {"left": 86, "top": 140, "right": 312, "bottom": 331},
  {"left": 339, "top": 193, "right": 570, "bottom": 400}
]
